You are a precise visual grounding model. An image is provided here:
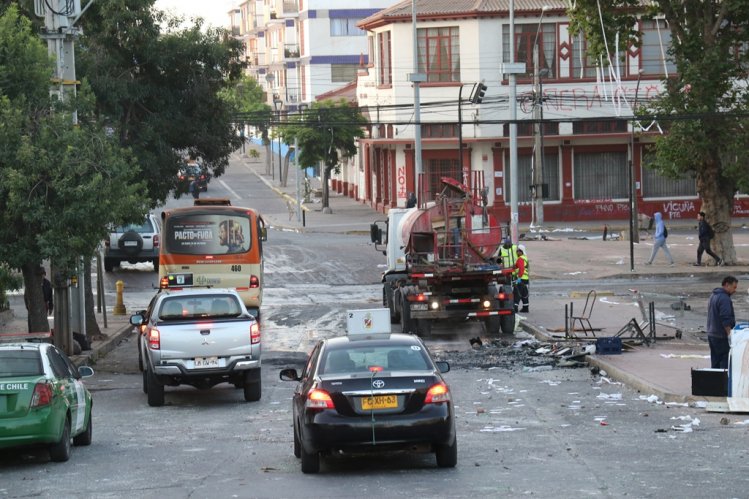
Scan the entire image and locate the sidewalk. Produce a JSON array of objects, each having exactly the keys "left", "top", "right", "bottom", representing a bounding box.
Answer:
[{"left": 236, "top": 147, "right": 749, "bottom": 402}]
